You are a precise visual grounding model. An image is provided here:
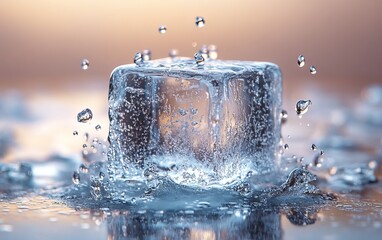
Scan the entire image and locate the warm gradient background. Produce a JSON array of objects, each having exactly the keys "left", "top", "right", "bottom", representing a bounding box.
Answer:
[{"left": 0, "top": 0, "right": 381, "bottom": 97}]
